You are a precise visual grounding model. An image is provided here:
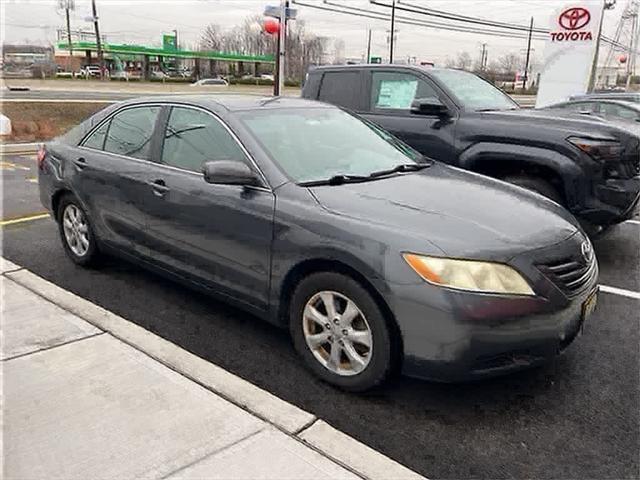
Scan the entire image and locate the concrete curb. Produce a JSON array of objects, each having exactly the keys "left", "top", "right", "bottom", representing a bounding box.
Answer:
[
  {"left": 0, "top": 142, "right": 41, "bottom": 155},
  {"left": 2, "top": 259, "right": 425, "bottom": 480}
]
